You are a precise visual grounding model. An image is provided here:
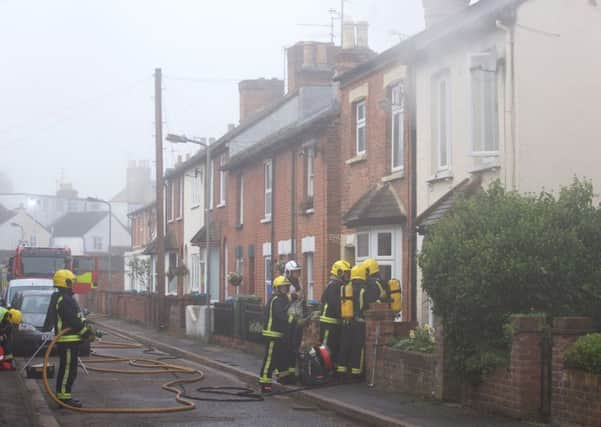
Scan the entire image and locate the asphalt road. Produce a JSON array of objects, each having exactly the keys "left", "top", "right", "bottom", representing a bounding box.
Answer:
[{"left": 31, "top": 332, "right": 364, "bottom": 427}]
